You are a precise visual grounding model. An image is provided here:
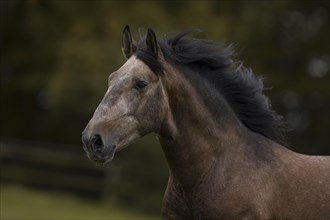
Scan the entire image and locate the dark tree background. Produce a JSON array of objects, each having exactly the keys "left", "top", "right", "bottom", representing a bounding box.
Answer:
[{"left": 1, "top": 0, "right": 329, "bottom": 213}]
